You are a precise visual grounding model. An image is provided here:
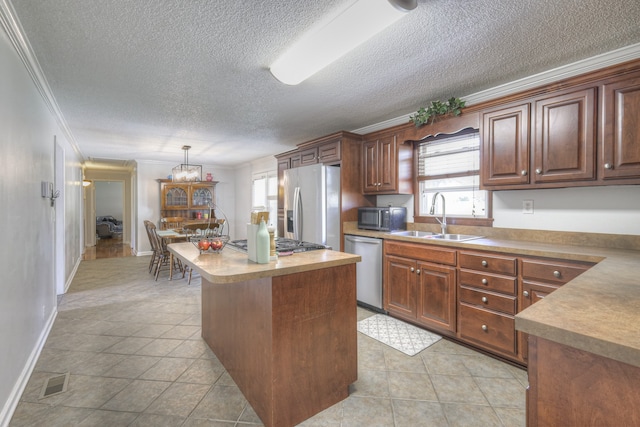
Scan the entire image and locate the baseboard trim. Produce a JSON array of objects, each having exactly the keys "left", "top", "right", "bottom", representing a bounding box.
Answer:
[
  {"left": 0, "top": 308, "right": 57, "bottom": 427},
  {"left": 62, "top": 256, "right": 82, "bottom": 294},
  {"left": 137, "top": 250, "right": 154, "bottom": 257}
]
